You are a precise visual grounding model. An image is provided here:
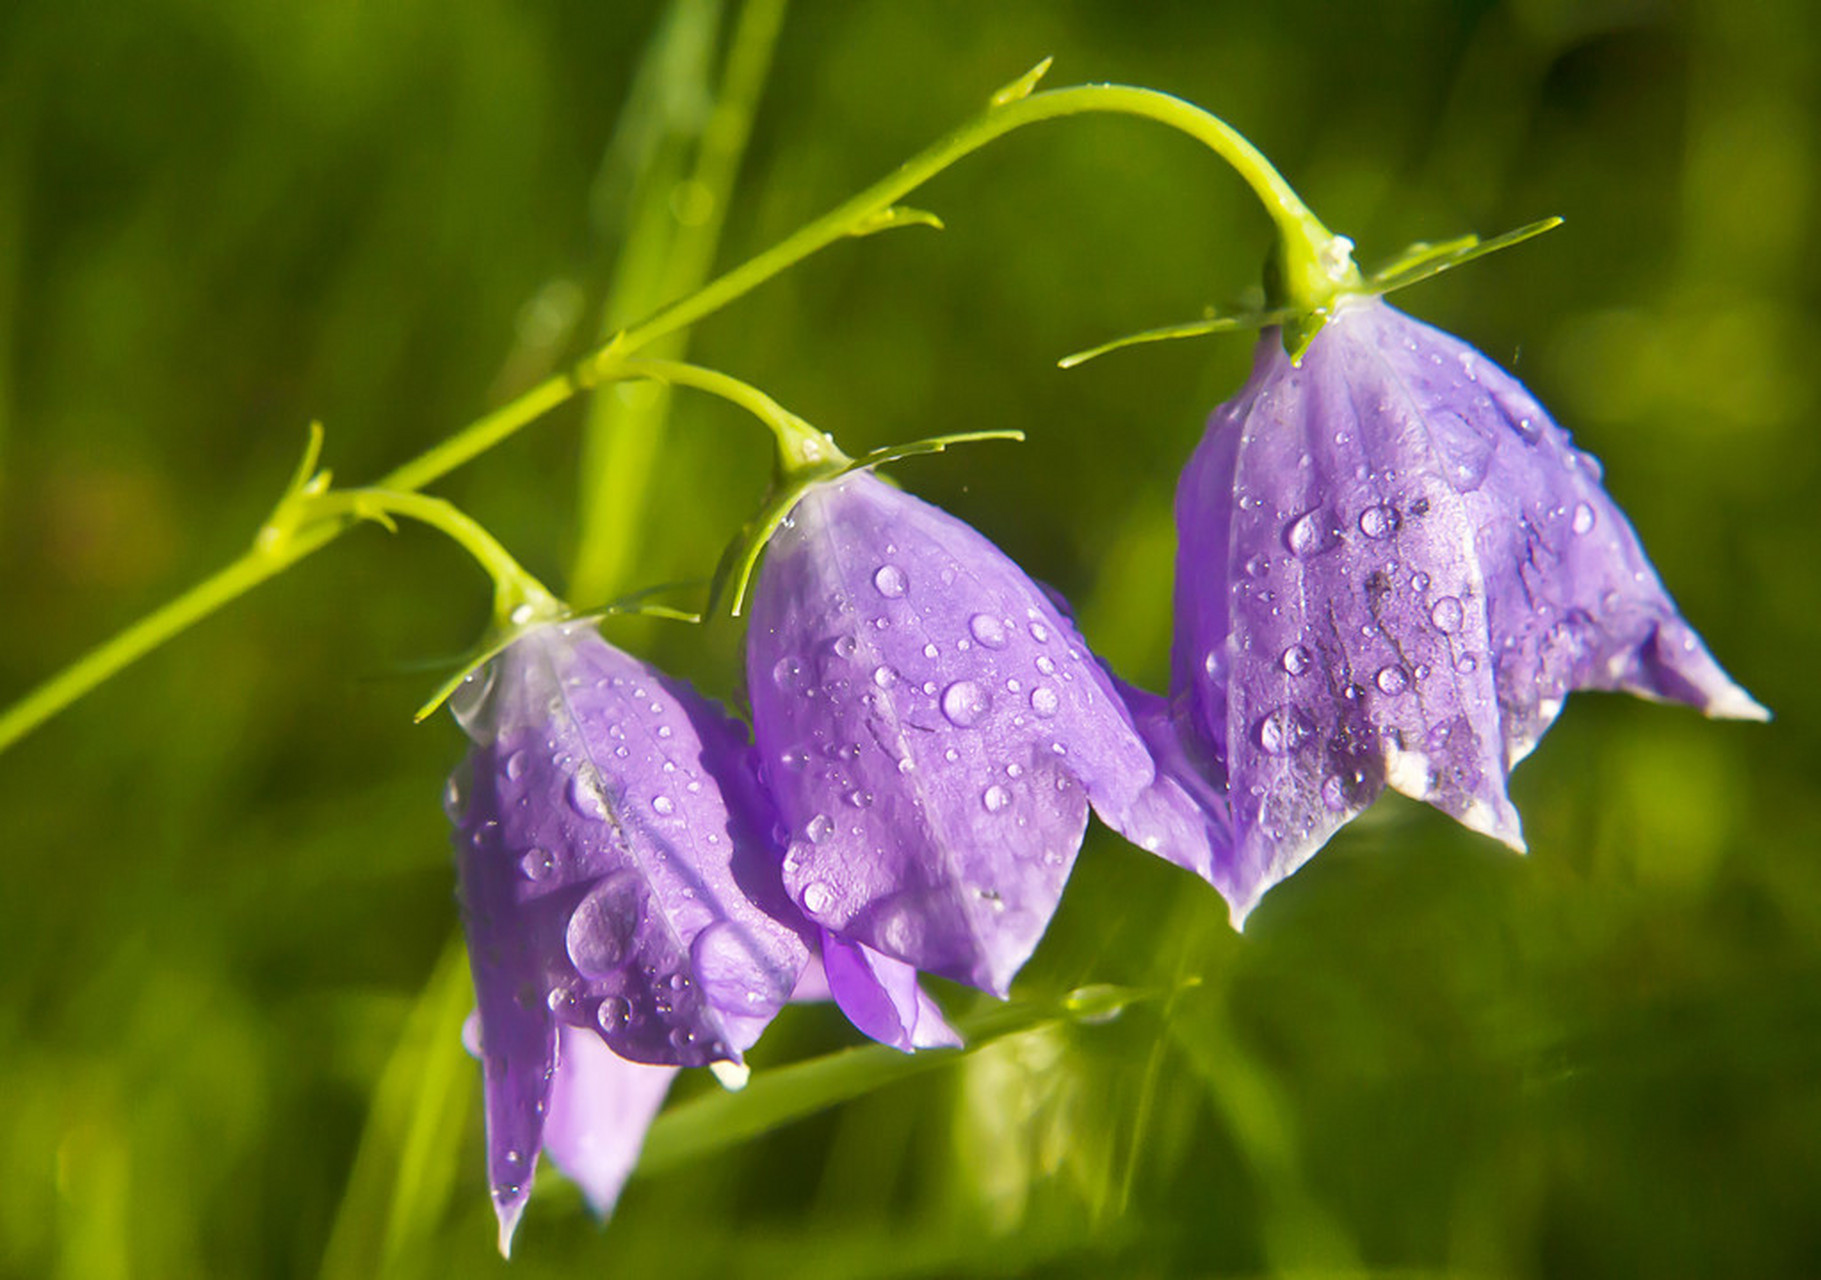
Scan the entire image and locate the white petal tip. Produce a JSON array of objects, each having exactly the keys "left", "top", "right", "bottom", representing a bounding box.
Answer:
[
  {"left": 495, "top": 1200, "right": 526, "bottom": 1259},
  {"left": 708, "top": 1059, "right": 751, "bottom": 1092},
  {"left": 1706, "top": 685, "right": 1771, "bottom": 723}
]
